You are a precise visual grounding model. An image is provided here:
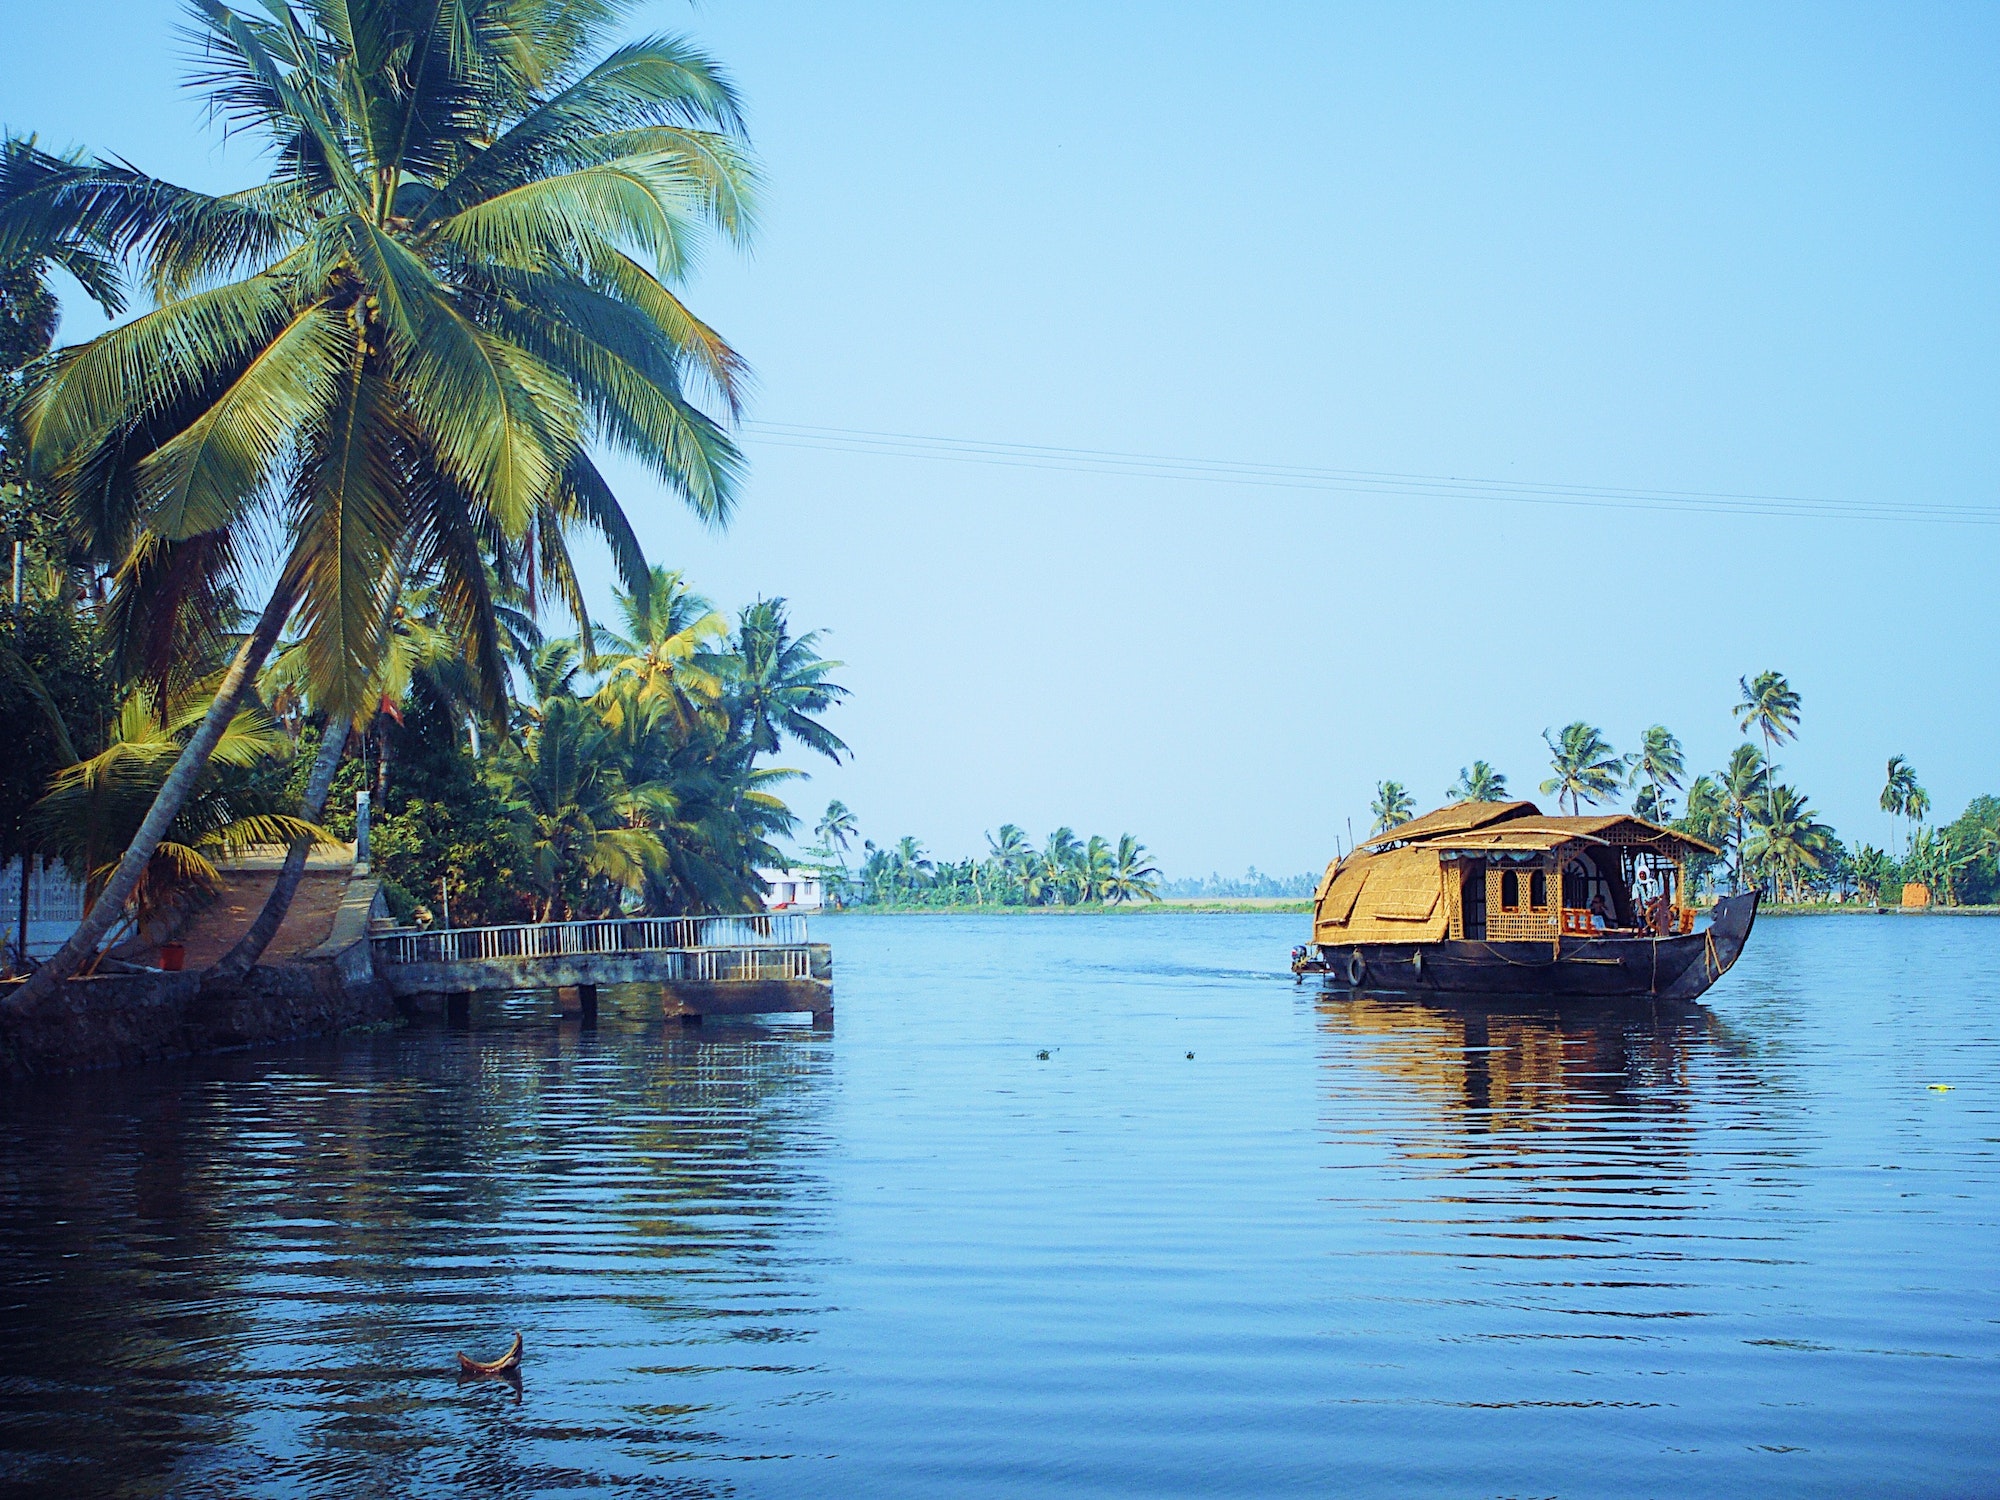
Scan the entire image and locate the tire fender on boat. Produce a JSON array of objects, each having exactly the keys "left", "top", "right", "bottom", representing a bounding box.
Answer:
[{"left": 1347, "top": 950, "right": 1366, "bottom": 986}]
